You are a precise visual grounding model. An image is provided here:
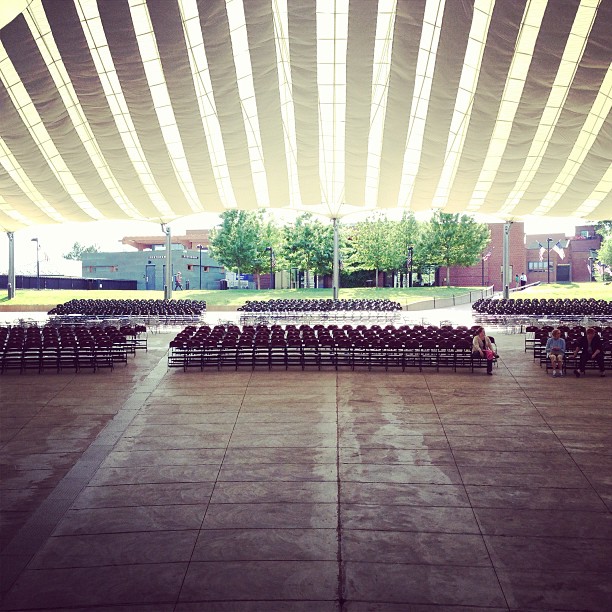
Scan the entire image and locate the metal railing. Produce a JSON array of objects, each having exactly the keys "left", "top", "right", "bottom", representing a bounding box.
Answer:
[{"left": 404, "top": 286, "right": 494, "bottom": 311}]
